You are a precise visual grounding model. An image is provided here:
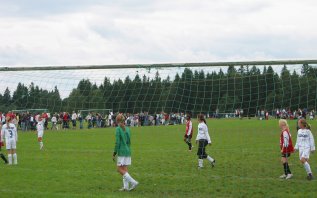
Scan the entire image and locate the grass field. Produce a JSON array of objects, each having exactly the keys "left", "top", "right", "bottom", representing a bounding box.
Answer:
[{"left": 0, "top": 119, "right": 317, "bottom": 198}]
